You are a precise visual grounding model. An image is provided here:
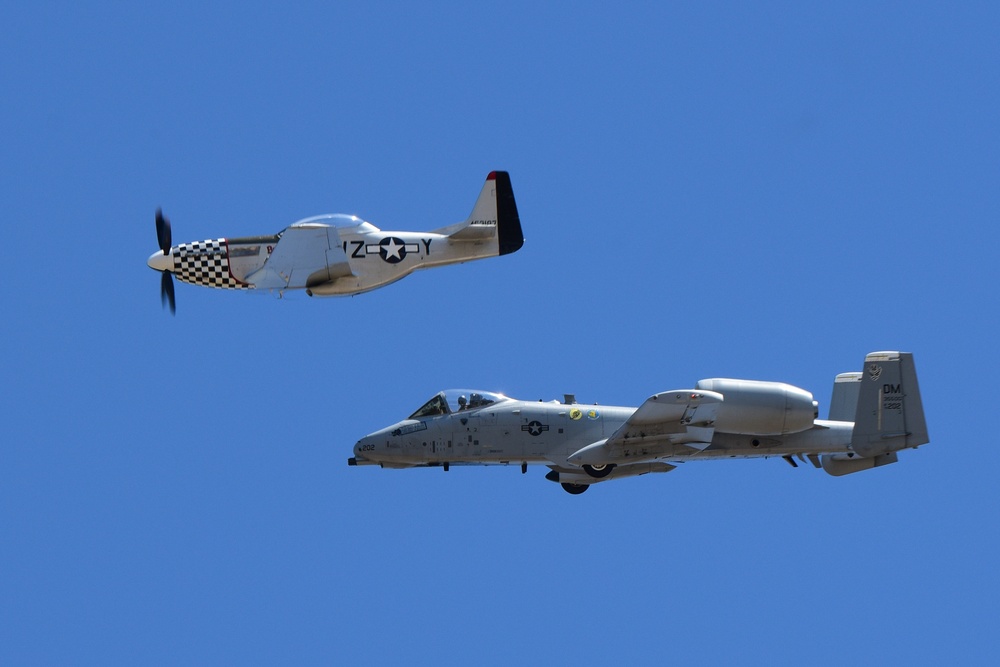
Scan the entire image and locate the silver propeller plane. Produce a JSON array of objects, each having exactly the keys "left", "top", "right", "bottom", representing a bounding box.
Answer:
[
  {"left": 349, "top": 351, "right": 929, "bottom": 494},
  {"left": 147, "top": 171, "right": 523, "bottom": 312}
]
